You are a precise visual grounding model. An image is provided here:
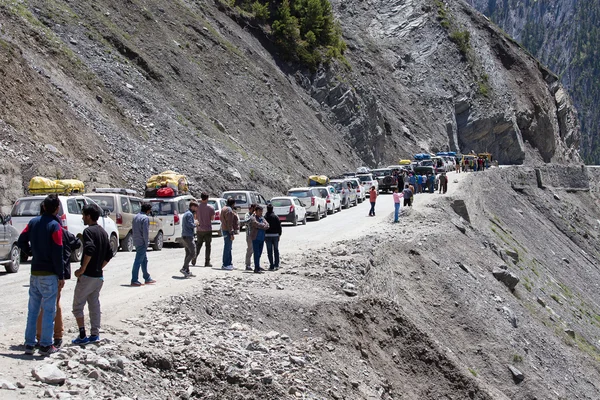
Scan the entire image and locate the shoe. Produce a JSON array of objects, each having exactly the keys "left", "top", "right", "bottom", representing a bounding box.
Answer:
[
  {"left": 34, "top": 342, "right": 41, "bottom": 349},
  {"left": 254, "top": 268, "right": 265, "bottom": 274},
  {"left": 39, "top": 345, "right": 59, "bottom": 356},
  {"left": 131, "top": 281, "right": 143, "bottom": 287},
  {"left": 145, "top": 279, "right": 157, "bottom": 284},
  {"left": 269, "top": 267, "right": 275, "bottom": 271},
  {"left": 187, "top": 272, "right": 196, "bottom": 277},
  {"left": 53, "top": 338, "right": 63, "bottom": 348},
  {"left": 24, "top": 345, "right": 35, "bottom": 355},
  {"left": 72, "top": 336, "right": 90, "bottom": 345},
  {"left": 180, "top": 268, "right": 190, "bottom": 277},
  {"left": 204, "top": 263, "right": 213, "bottom": 268},
  {"left": 245, "top": 265, "right": 253, "bottom": 271},
  {"left": 221, "top": 265, "right": 234, "bottom": 271},
  {"left": 88, "top": 335, "right": 100, "bottom": 343}
]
